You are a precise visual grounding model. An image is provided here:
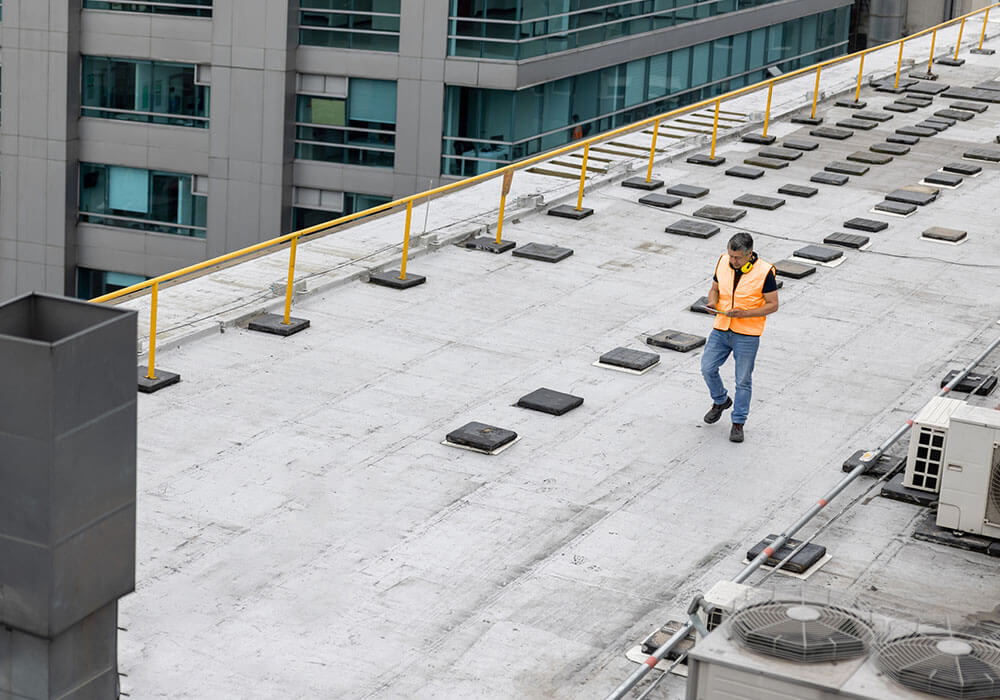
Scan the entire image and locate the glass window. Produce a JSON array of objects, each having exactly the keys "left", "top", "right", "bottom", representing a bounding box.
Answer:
[
  {"left": 299, "top": 0, "right": 401, "bottom": 52},
  {"left": 77, "top": 268, "right": 149, "bottom": 300},
  {"left": 295, "top": 78, "right": 397, "bottom": 167},
  {"left": 79, "top": 163, "right": 207, "bottom": 238},
  {"left": 81, "top": 56, "right": 209, "bottom": 128},
  {"left": 83, "top": 0, "right": 212, "bottom": 17},
  {"left": 447, "top": 0, "right": 788, "bottom": 58},
  {"left": 442, "top": 8, "right": 848, "bottom": 176},
  {"left": 292, "top": 192, "right": 392, "bottom": 230}
]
